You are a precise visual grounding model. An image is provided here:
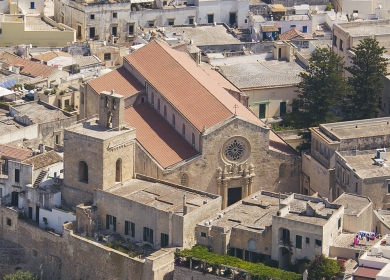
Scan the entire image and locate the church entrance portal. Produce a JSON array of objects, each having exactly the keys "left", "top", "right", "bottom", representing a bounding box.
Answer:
[{"left": 227, "top": 187, "right": 242, "bottom": 206}]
